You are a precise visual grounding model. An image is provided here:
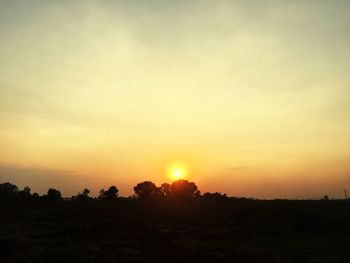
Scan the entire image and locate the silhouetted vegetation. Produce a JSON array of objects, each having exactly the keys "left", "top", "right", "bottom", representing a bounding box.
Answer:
[
  {"left": 1, "top": 181, "right": 350, "bottom": 262},
  {"left": 98, "top": 185, "right": 119, "bottom": 201},
  {"left": 45, "top": 188, "right": 62, "bottom": 201},
  {"left": 134, "top": 181, "right": 159, "bottom": 199}
]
